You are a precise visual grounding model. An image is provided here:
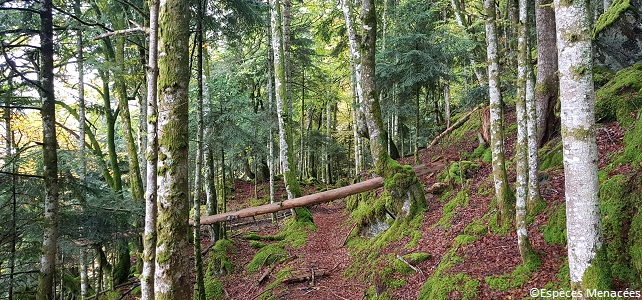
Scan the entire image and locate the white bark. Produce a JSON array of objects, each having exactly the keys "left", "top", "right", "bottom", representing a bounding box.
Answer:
[
  {"left": 141, "top": 0, "right": 159, "bottom": 298},
  {"left": 554, "top": 0, "right": 603, "bottom": 288},
  {"left": 516, "top": 0, "right": 533, "bottom": 261},
  {"left": 444, "top": 81, "right": 451, "bottom": 127},
  {"left": 485, "top": 0, "right": 510, "bottom": 219}
]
